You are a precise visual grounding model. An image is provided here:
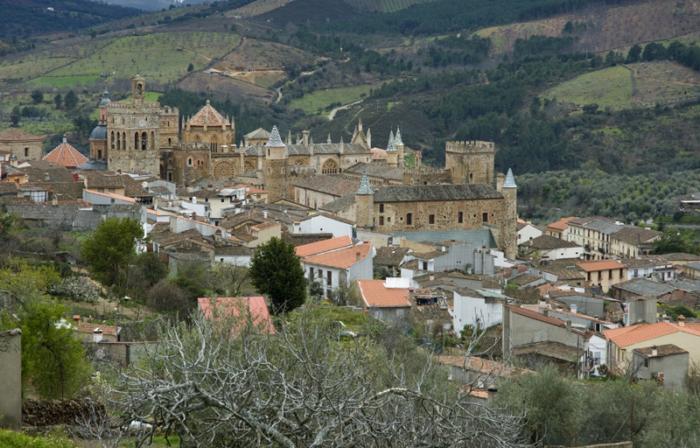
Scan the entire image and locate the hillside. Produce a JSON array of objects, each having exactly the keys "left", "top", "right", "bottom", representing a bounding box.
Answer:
[
  {"left": 475, "top": 0, "right": 700, "bottom": 56},
  {"left": 544, "top": 61, "right": 700, "bottom": 110},
  {"left": 0, "top": 0, "right": 139, "bottom": 40}
]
